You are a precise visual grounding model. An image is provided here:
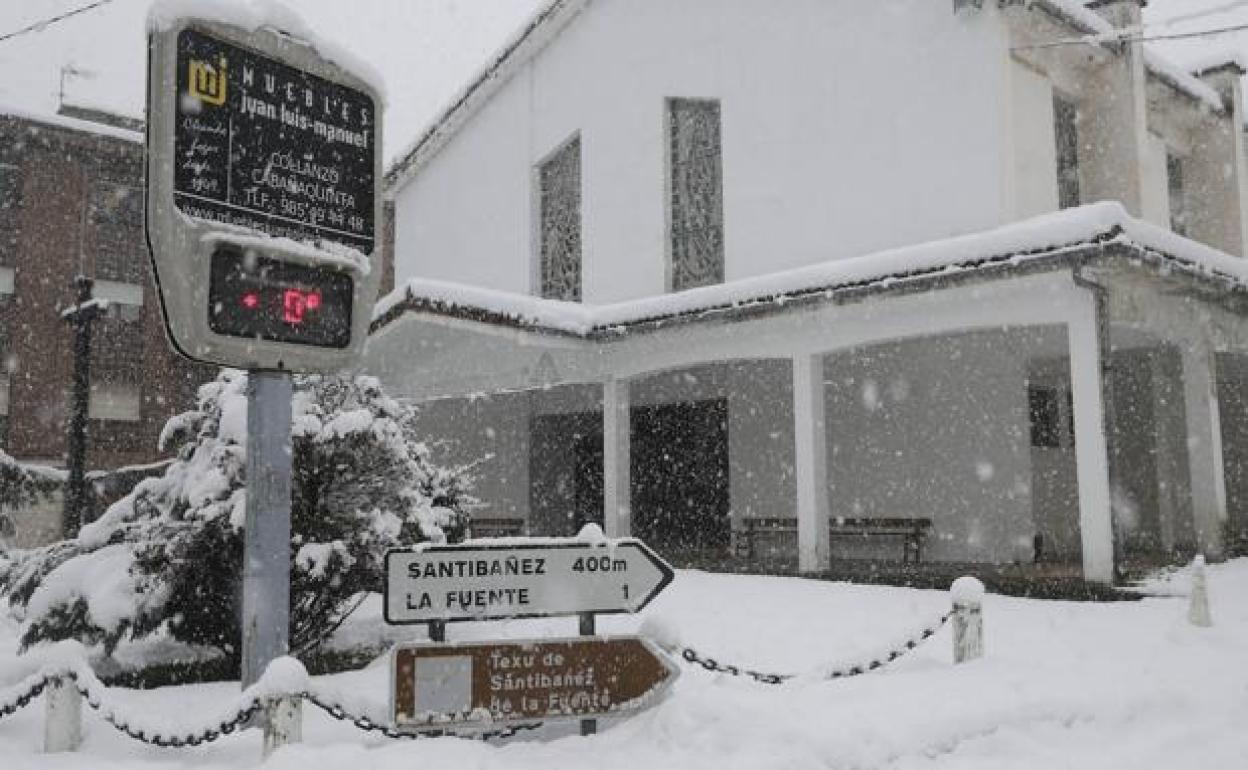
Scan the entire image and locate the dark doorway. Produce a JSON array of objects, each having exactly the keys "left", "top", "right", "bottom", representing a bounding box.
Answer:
[
  {"left": 529, "top": 412, "right": 603, "bottom": 537},
  {"left": 631, "top": 398, "right": 731, "bottom": 559}
]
